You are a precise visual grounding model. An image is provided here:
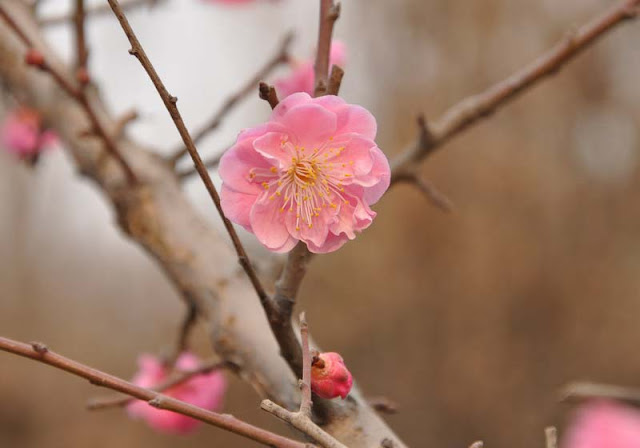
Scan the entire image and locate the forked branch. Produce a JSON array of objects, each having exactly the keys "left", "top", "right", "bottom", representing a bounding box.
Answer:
[{"left": 390, "top": 0, "right": 640, "bottom": 185}]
